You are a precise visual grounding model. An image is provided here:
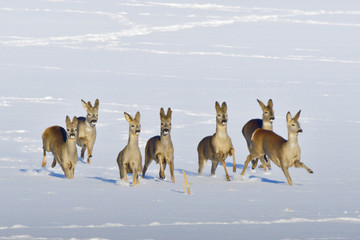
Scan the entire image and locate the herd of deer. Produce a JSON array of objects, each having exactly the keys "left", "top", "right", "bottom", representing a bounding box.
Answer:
[{"left": 41, "top": 99, "right": 313, "bottom": 186}]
